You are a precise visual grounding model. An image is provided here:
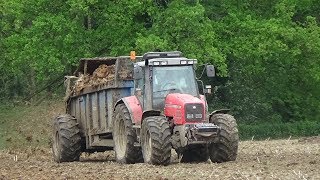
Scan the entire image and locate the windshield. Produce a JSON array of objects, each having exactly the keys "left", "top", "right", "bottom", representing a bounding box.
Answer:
[{"left": 152, "top": 66, "right": 198, "bottom": 109}]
